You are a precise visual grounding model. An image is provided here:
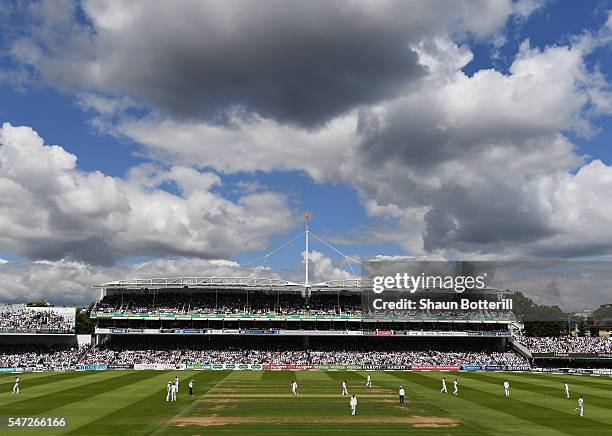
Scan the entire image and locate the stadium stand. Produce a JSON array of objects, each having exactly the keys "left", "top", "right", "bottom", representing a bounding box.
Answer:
[
  {"left": 0, "top": 345, "right": 89, "bottom": 369},
  {"left": 5, "top": 335, "right": 612, "bottom": 370},
  {"left": 76, "top": 347, "right": 527, "bottom": 366},
  {"left": 0, "top": 304, "right": 75, "bottom": 334},
  {"left": 75, "top": 336, "right": 528, "bottom": 367},
  {"left": 2, "top": 274, "right": 611, "bottom": 372},
  {"left": 91, "top": 289, "right": 514, "bottom": 321},
  {"left": 516, "top": 335, "right": 612, "bottom": 354}
]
